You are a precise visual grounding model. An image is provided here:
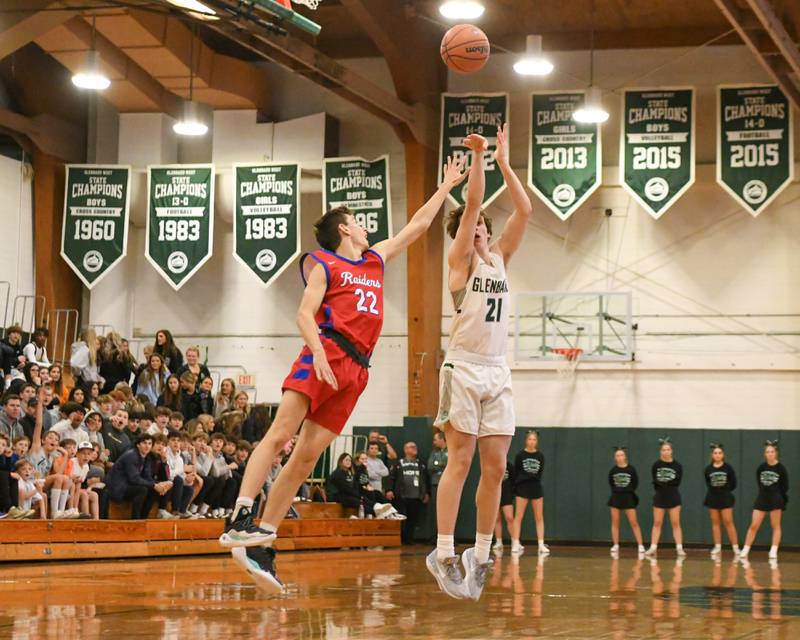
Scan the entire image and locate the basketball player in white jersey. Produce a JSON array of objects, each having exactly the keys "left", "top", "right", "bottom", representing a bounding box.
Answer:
[{"left": 426, "top": 124, "right": 533, "bottom": 601}]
